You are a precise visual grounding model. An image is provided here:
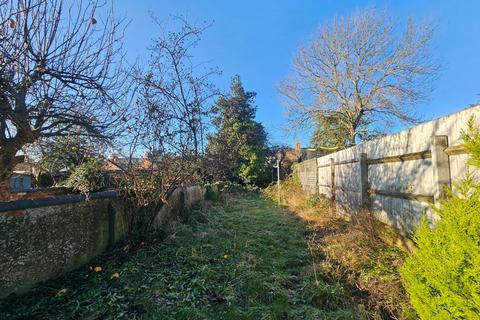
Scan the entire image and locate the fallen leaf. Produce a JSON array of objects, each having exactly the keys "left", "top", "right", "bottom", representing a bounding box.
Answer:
[{"left": 56, "top": 288, "right": 67, "bottom": 296}]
